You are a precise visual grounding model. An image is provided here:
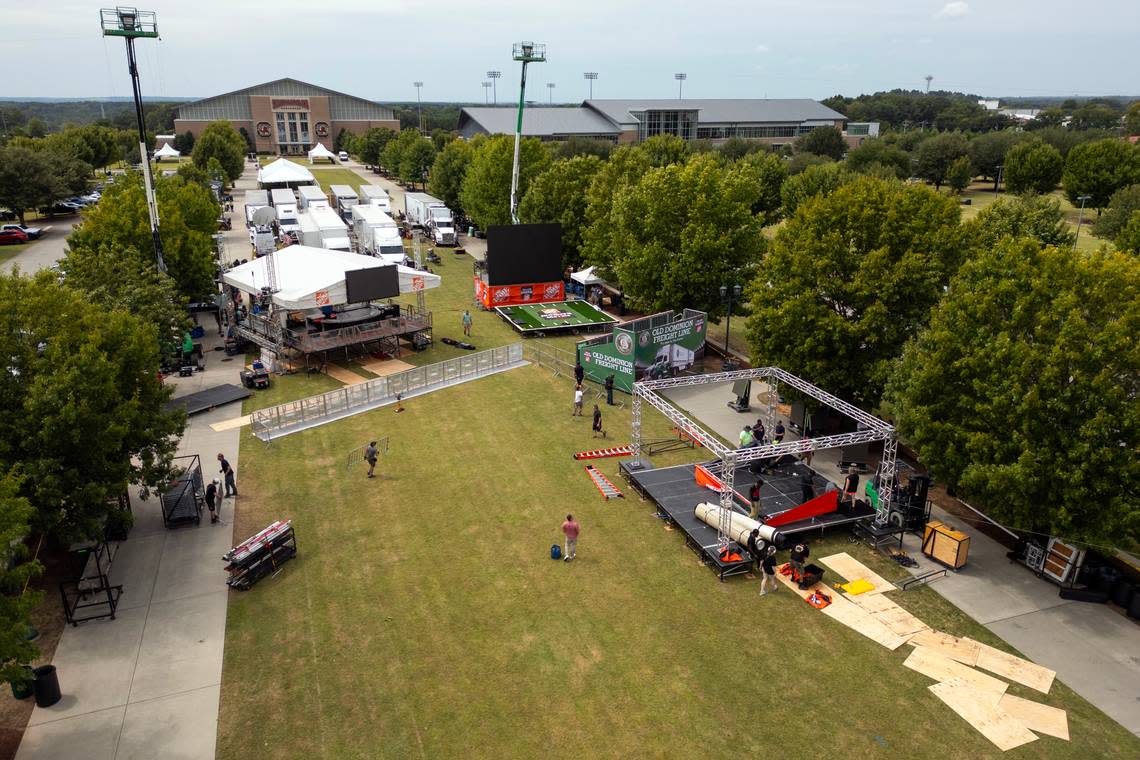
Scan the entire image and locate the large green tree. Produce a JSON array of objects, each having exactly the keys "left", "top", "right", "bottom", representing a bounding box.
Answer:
[
  {"left": 780, "top": 161, "right": 850, "bottom": 216},
  {"left": 1114, "top": 211, "right": 1140, "bottom": 253},
  {"left": 518, "top": 155, "right": 604, "bottom": 271},
  {"left": 0, "top": 471, "right": 42, "bottom": 689},
  {"left": 0, "top": 147, "right": 60, "bottom": 224},
  {"left": 886, "top": 241, "right": 1140, "bottom": 546},
  {"left": 969, "top": 194, "right": 1075, "bottom": 249},
  {"left": 66, "top": 172, "right": 219, "bottom": 299},
  {"left": 1003, "top": 140, "right": 1064, "bottom": 195},
  {"left": 429, "top": 136, "right": 477, "bottom": 212},
  {"left": 967, "top": 131, "right": 1021, "bottom": 180},
  {"left": 0, "top": 272, "right": 184, "bottom": 543},
  {"left": 1062, "top": 139, "right": 1140, "bottom": 213},
  {"left": 639, "top": 134, "right": 690, "bottom": 168},
  {"left": 460, "top": 135, "right": 550, "bottom": 228},
  {"left": 191, "top": 121, "right": 246, "bottom": 183},
  {"left": 746, "top": 176, "right": 967, "bottom": 408},
  {"left": 356, "top": 127, "right": 396, "bottom": 167},
  {"left": 740, "top": 151, "right": 787, "bottom": 225},
  {"left": 915, "top": 132, "right": 970, "bottom": 190},
  {"left": 604, "top": 154, "right": 765, "bottom": 315},
  {"left": 795, "top": 126, "right": 846, "bottom": 161},
  {"left": 1125, "top": 102, "right": 1140, "bottom": 136},
  {"left": 580, "top": 146, "right": 652, "bottom": 274},
  {"left": 946, "top": 155, "right": 973, "bottom": 194},
  {"left": 1092, "top": 184, "right": 1140, "bottom": 242},
  {"left": 845, "top": 138, "right": 912, "bottom": 179}
]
